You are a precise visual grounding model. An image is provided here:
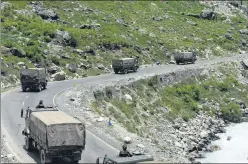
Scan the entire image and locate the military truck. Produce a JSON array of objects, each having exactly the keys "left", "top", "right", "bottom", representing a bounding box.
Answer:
[
  {"left": 20, "top": 68, "right": 48, "bottom": 92},
  {"left": 112, "top": 57, "right": 139, "bottom": 74},
  {"left": 96, "top": 154, "right": 155, "bottom": 164},
  {"left": 21, "top": 107, "right": 86, "bottom": 164},
  {"left": 174, "top": 52, "right": 197, "bottom": 65}
]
